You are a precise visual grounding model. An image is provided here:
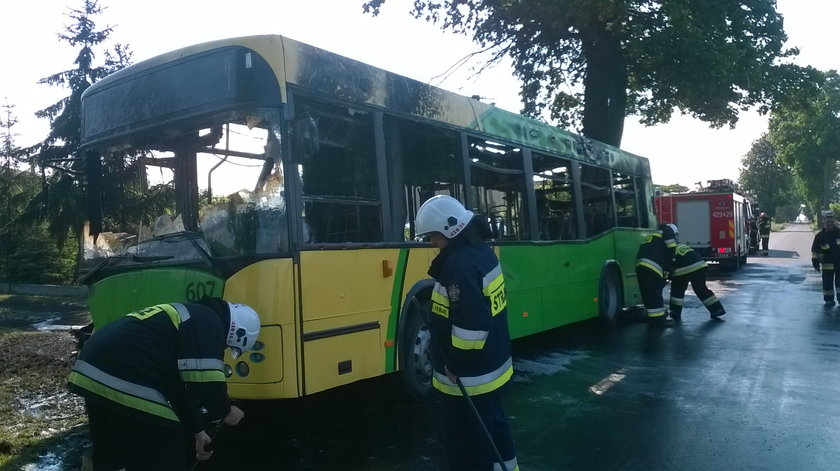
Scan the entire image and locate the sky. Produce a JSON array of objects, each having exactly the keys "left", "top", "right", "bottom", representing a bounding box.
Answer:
[{"left": 1, "top": 0, "right": 838, "bottom": 189}]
